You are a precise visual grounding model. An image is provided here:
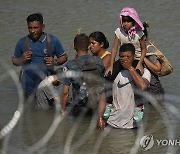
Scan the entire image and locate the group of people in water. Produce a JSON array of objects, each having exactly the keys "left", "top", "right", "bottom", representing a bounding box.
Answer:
[{"left": 12, "top": 7, "right": 164, "bottom": 130}]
